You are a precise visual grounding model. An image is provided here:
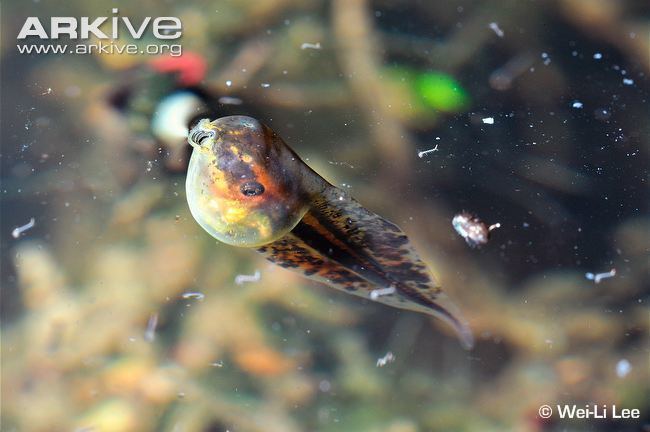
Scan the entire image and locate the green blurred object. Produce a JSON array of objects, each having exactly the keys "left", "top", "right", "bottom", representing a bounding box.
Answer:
[
  {"left": 384, "top": 66, "right": 470, "bottom": 115},
  {"left": 415, "top": 71, "right": 470, "bottom": 112}
]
